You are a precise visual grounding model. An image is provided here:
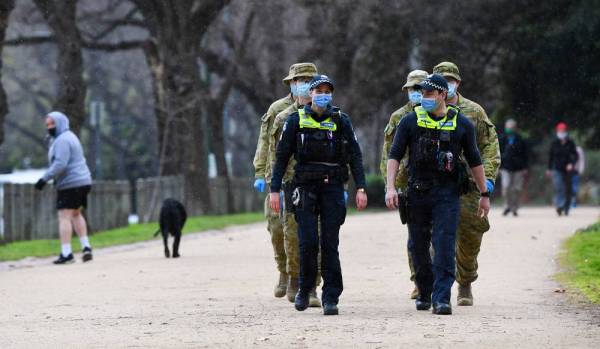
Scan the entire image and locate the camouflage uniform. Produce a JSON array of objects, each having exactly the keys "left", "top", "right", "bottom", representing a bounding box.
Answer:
[
  {"left": 271, "top": 101, "right": 301, "bottom": 278},
  {"left": 254, "top": 93, "right": 294, "bottom": 276},
  {"left": 452, "top": 93, "right": 499, "bottom": 286},
  {"left": 380, "top": 70, "right": 428, "bottom": 284}
]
